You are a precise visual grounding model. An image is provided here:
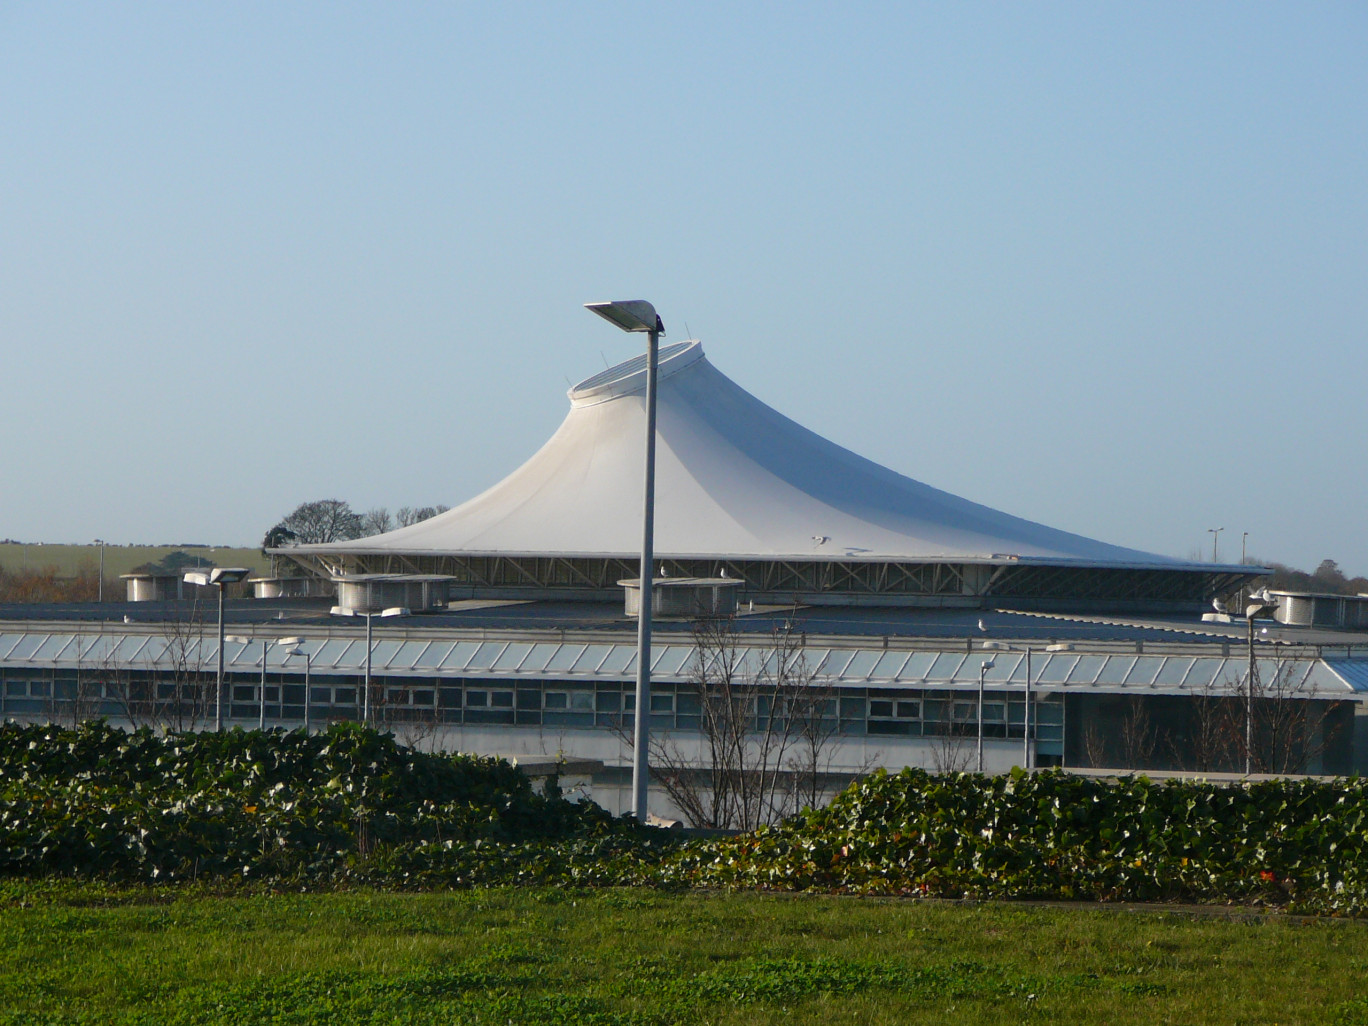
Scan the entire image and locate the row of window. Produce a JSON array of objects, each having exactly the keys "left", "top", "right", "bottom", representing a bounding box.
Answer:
[{"left": 0, "top": 673, "right": 1063, "bottom": 740}]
